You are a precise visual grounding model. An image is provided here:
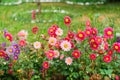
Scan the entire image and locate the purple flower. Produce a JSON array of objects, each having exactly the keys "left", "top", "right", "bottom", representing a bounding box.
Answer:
[
  {"left": 12, "top": 44, "right": 19, "bottom": 50},
  {"left": 14, "top": 49, "right": 20, "bottom": 55},
  {"left": 4, "top": 56, "right": 10, "bottom": 61},
  {"left": 6, "top": 46, "right": 15, "bottom": 56},
  {"left": 13, "top": 55, "right": 18, "bottom": 60}
]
